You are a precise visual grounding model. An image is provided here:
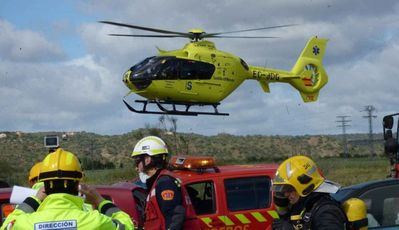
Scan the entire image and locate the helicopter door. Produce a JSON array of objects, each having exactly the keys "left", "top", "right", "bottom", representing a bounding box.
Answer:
[
  {"left": 180, "top": 60, "right": 198, "bottom": 95},
  {"left": 179, "top": 59, "right": 215, "bottom": 99}
]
